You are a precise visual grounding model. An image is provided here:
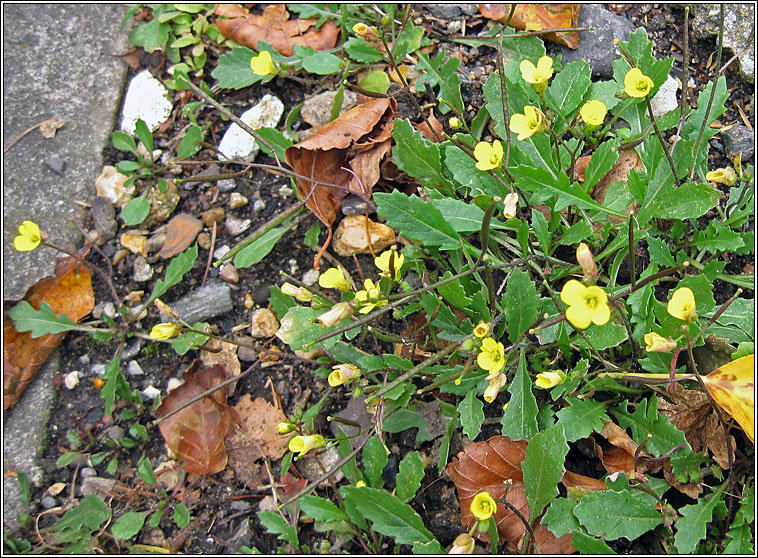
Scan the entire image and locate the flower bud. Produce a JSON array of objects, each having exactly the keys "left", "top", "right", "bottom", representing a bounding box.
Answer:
[
  {"left": 288, "top": 434, "right": 325, "bottom": 457},
  {"left": 448, "top": 533, "right": 475, "bottom": 554},
  {"left": 535, "top": 370, "right": 567, "bottom": 389},
  {"left": 154, "top": 298, "right": 180, "bottom": 321},
  {"left": 277, "top": 422, "right": 295, "bottom": 434},
  {"left": 576, "top": 242, "right": 598, "bottom": 281},
  {"left": 644, "top": 332, "right": 677, "bottom": 353},
  {"left": 328, "top": 363, "right": 362, "bottom": 387},
  {"left": 149, "top": 322, "right": 182, "bottom": 340},
  {"left": 317, "top": 302, "right": 354, "bottom": 327},
  {"left": 280, "top": 282, "right": 314, "bottom": 303},
  {"left": 502, "top": 192, "right": 519, "bottom": 219},
  {"left": 448, "top": 116, "right": 463, "bottom": 129},
  {"left": 473, "top": 321, "right": 491, "bottom": 338}
]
